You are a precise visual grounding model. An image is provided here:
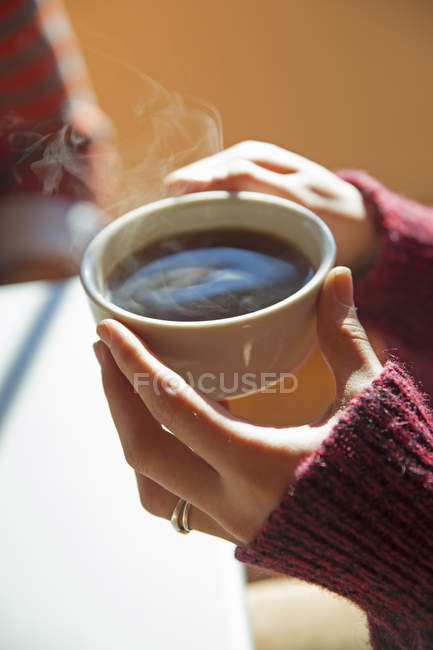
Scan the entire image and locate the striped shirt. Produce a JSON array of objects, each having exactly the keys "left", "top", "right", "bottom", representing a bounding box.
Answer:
[{"left": 0, "top": 0, "right": 109, "bottom": 201}]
